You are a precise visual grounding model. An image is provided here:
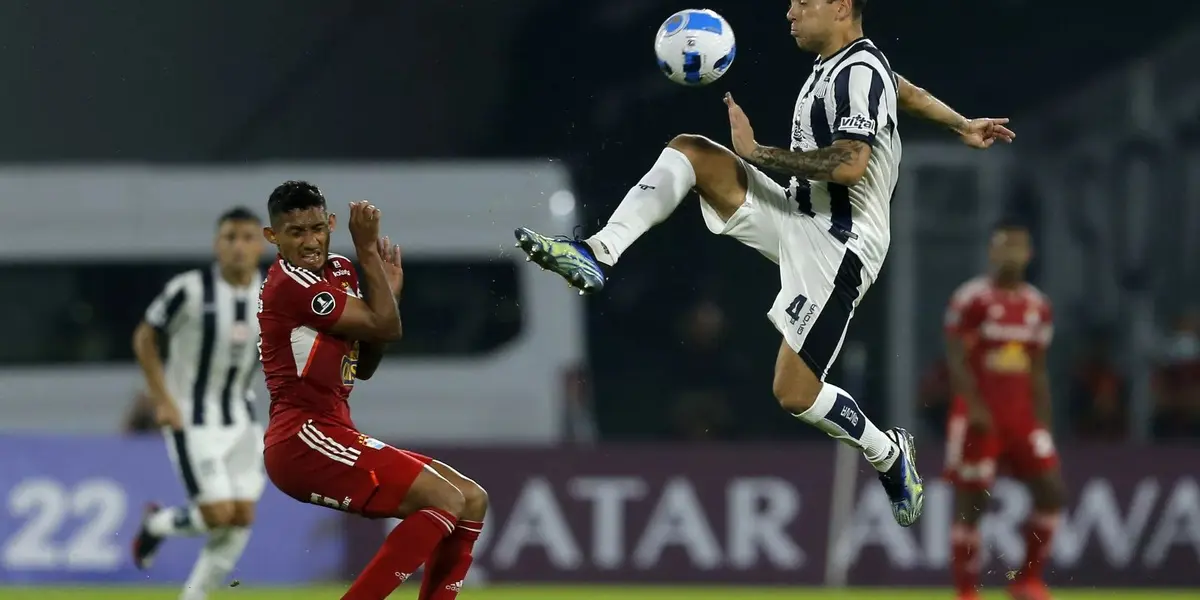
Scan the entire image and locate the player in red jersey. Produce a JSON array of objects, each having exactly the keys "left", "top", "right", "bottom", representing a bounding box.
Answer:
[
  {"left": 943, "top": 221, "right": 1065, "bottom": 600},
  {"left": 257, "top": 181, "right": 486, "bottom": 600}
]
